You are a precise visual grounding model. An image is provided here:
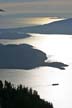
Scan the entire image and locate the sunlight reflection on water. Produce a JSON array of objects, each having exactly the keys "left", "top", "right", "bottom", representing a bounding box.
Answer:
[{"left": 0, "top": 34, "right": 72, "bottom": 108}]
